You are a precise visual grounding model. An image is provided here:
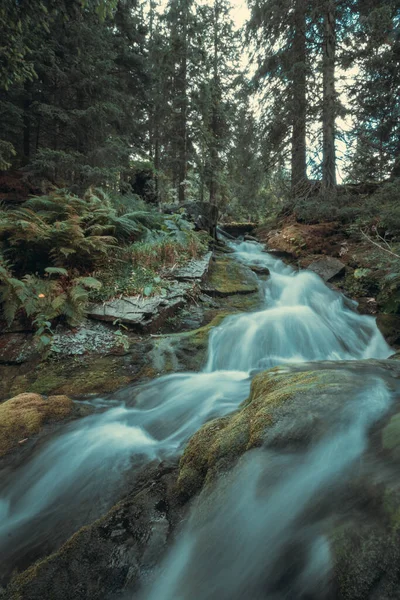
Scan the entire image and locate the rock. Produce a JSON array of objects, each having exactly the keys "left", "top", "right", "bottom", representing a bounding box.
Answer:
[
  {"left": 219, "top": 223, "right": 256, "bottom": 238},
  {"left": 165, "top": 202, "right": 218, "bottom": 238},
  {"left": 379, "top": 287, "right": 400, "bottom": 314},
  {"left": 5, "top": 462, "right": 183, "bottom": 600},
  {"left": 0, "top": 393, "right": 74, "bottom": 458},
  {"left": 50, "top": 320, "right": 127, "bottom": 357},
  {"left": 10, "top": 360, "right": 400, "bottom": 600},
  {"left": 377, "top": 314, "right": 400, "bottom": 348},
  {"left": 172, "top": 252, "right": 212, "bottom": 281},
  {"left": 248, "top": 265, "right": 270, "bottom": 276},
  {"left": 244, "top": 234, "right": 258, "bottom": 242},
  {"left": 148, "top": 313, "right": 232, "bottom": 373},
  {"left": 356, "top": 297, "right": 378, "bottom": 315},
  {"left": 0, "top": 353, "right": 142, "bottom": 400},
  {"left": 201, "top": 257, "right": 258, "bottom": 296},
  {"left": 0, "top": 333, "right": 38, "bottom": 364},
  {"left": 87, "top": 282, "right": 192, "bottom": 329},
  {"left": 265, "top": 248, "right": 296, "bottom": 260},
  {"left": 259, "top": 222, "right": 342, "bottom": 258},
  {"left": 307, "top": 256, "right": 346, "bottom": 281},
  {"left": 176, "top": 359, "right": 400, "bottom": 600}
]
